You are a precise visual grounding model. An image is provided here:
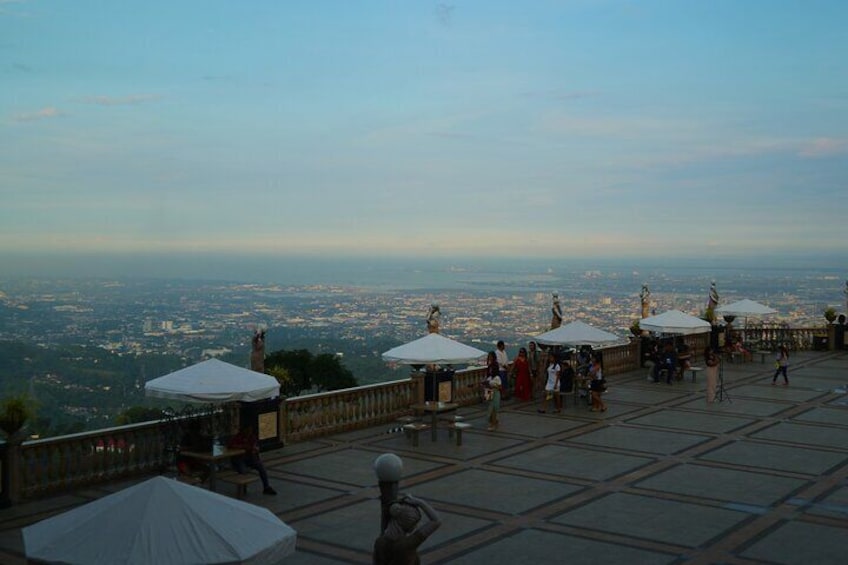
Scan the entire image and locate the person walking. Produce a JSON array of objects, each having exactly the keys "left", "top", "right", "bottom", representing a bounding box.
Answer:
[
  {"left": 483, "top": 351, "right": 502, "bottom": 431},
  {"left": 704, "top": 346, "right": 720, "bottom": 403},
  {"left": 495, "top": 340, "right": 510, "bottom": 400},
  {"left": 772, "top": 345, "right": 789, "bottom": 385},
  {"left": 538, "top": 351, "right": 560, "bottom": 413},
  {"left": 511, "top": 347, "right": 532, "bottom": 402}
]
